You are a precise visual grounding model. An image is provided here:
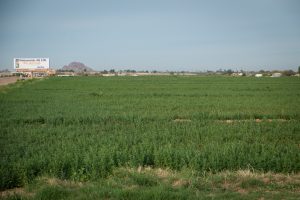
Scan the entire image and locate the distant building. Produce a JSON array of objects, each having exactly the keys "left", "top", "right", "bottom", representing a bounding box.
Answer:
[
  {"left": 255, "top": 74, "right": 263, "bottom": 77},
  {"left": 0, "top": 71, "right": 13, "bottom": 77},
  {"left": 56, "top": 71, "right": 75, "bottom": 77},
  {"left": 271, "top": 73, "right": 282, "bottom": 77},
  {"left": 102, "top": 73, "right": 115, "bottom": 77}
]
